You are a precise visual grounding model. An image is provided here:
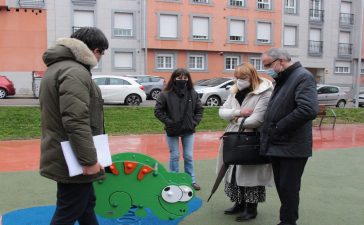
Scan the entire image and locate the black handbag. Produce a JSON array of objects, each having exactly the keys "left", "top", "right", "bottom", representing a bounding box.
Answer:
[{"left": 222, "top": 118, "right": 270, "bottom": 165}]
